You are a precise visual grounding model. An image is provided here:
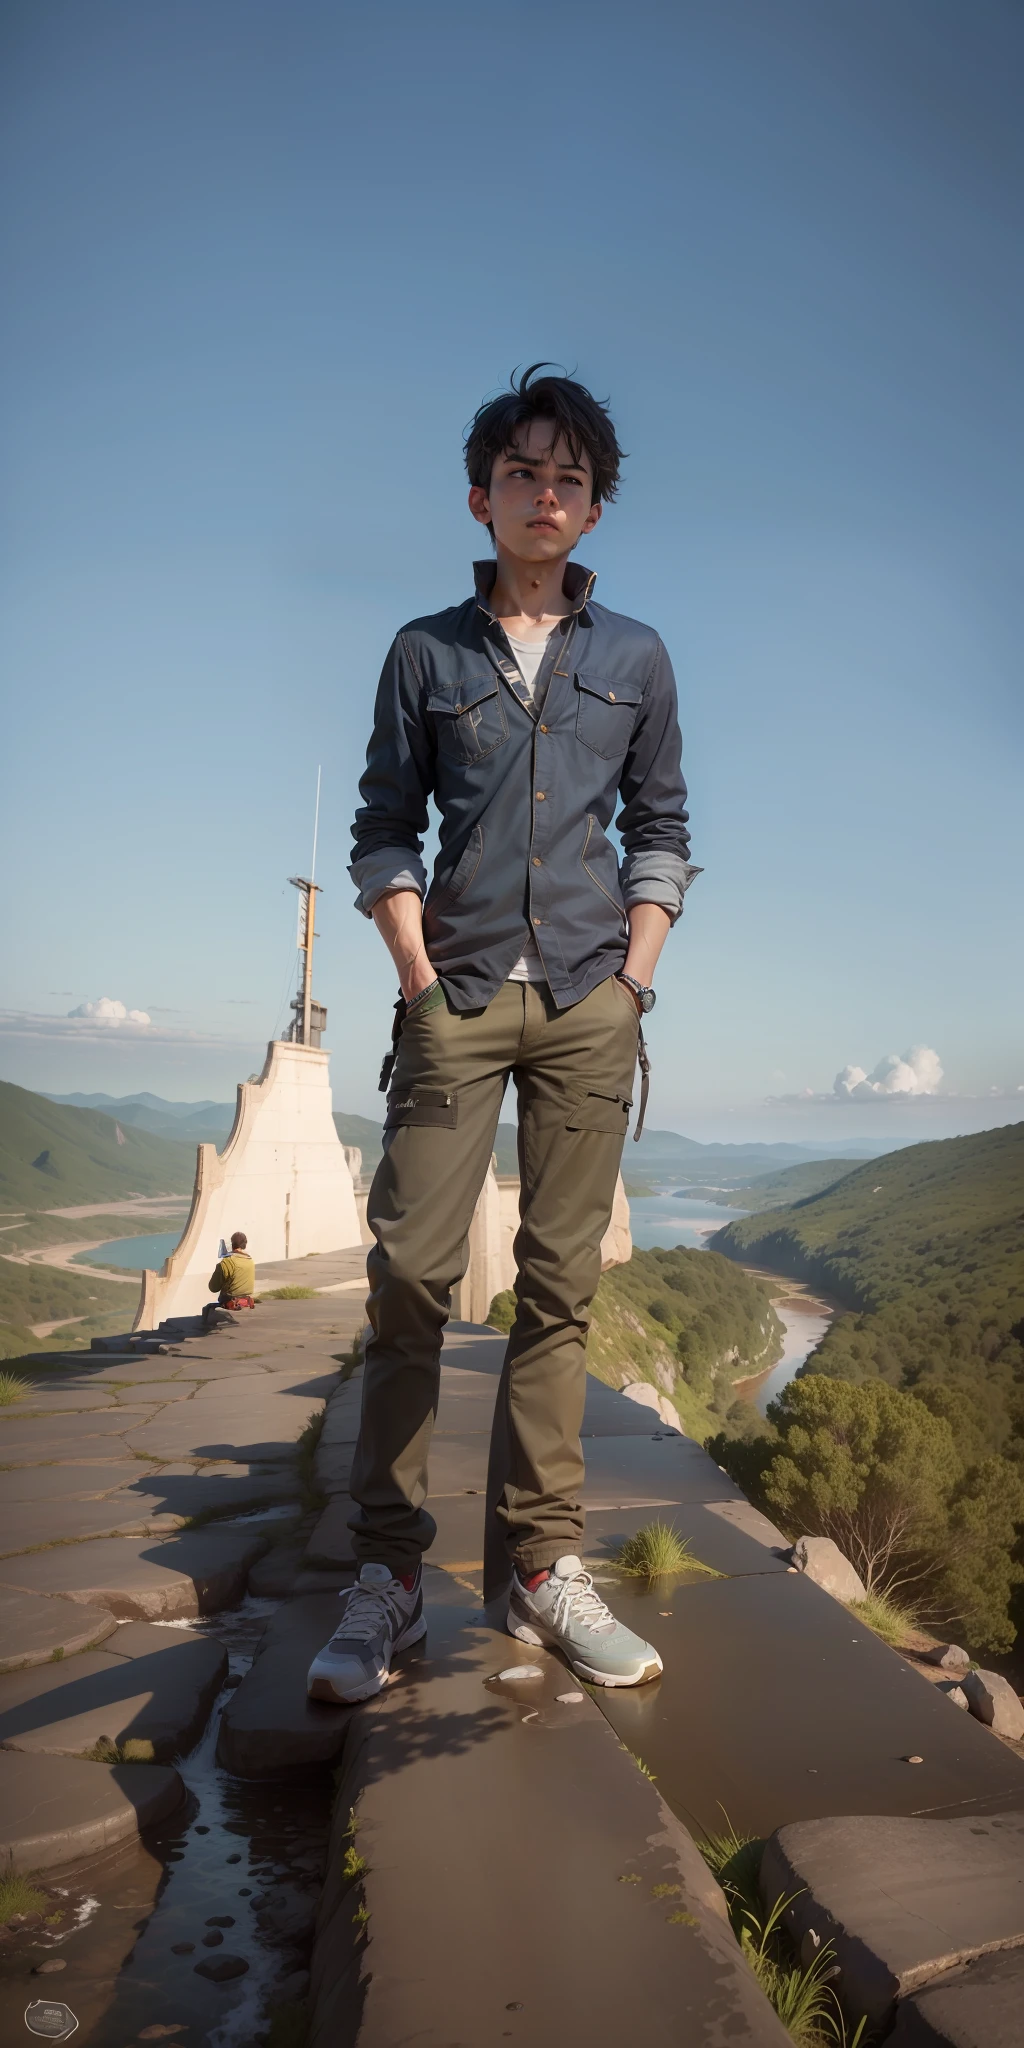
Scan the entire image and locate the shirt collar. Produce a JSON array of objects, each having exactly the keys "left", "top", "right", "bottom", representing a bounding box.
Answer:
[{"left": 473, "top": 558, "right": 596, "bottom": 622}]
